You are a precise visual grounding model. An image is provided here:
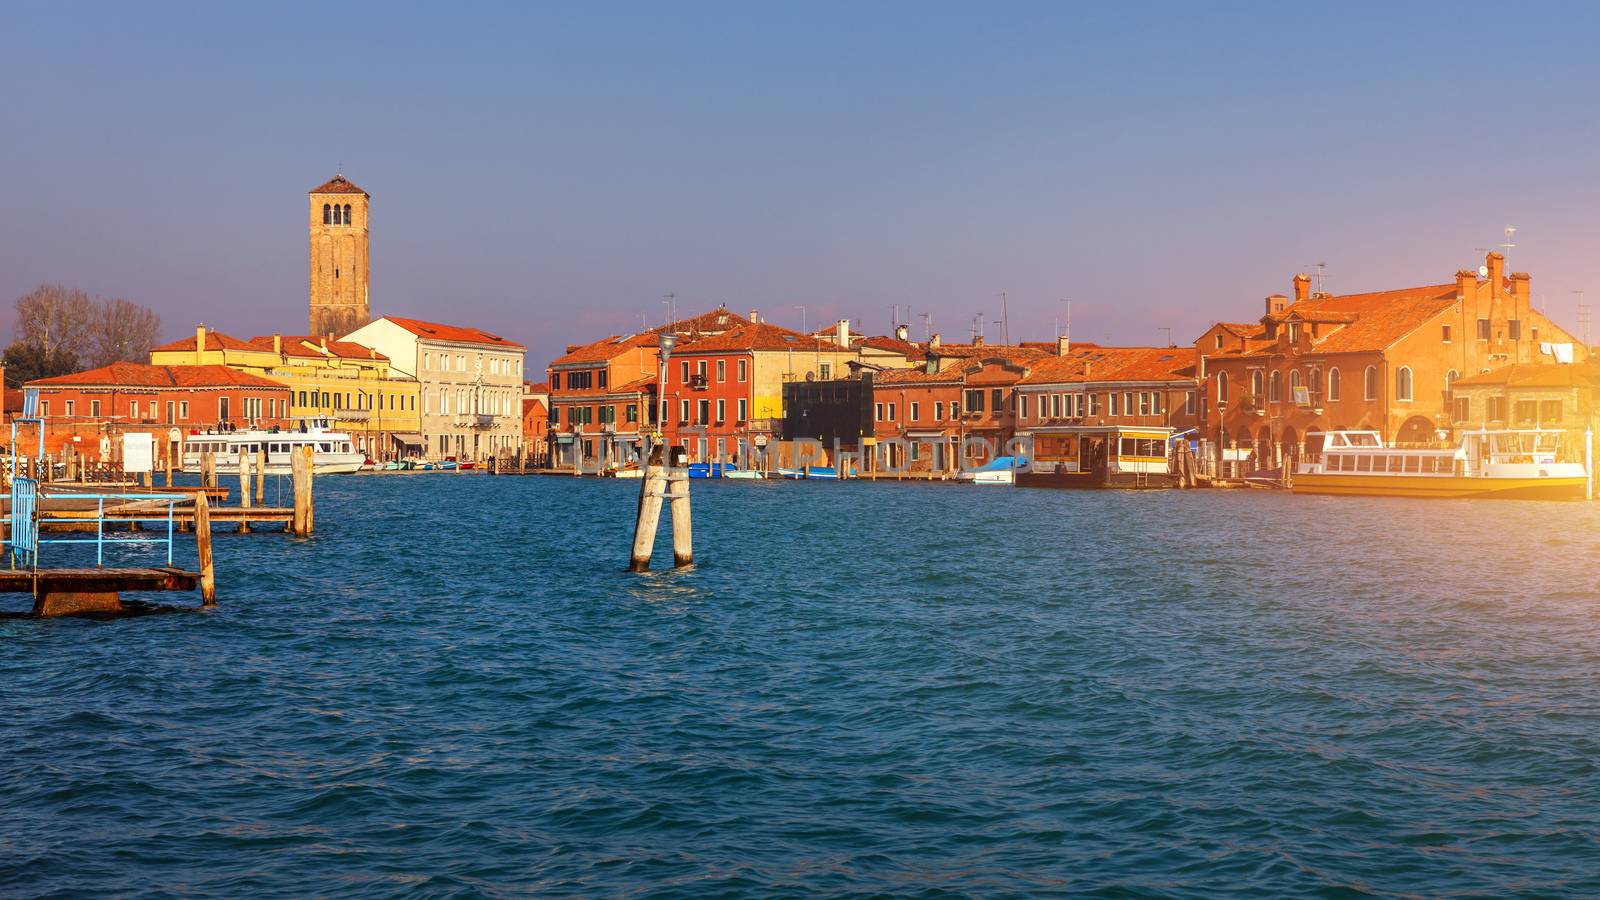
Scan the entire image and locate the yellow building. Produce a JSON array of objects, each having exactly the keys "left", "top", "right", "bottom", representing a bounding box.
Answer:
[{"left": 150, "top": 325, "right": 422, "bottom": 458}]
